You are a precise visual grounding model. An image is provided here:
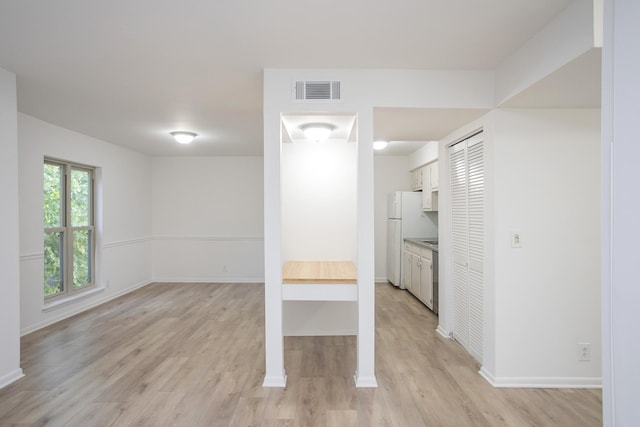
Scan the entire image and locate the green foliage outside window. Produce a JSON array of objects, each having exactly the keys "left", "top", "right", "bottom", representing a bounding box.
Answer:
[
  {"left": 44, "top": 163, "right": 63, "bottom": 296},
  {"left": 71, "top": 169, "right": 90, "bottom": 226},
  {"left": 43, "top": 163, "right": 62, "bottom": 228},
  {"left": 43, "top": 162, "right": 93, "bottom": 297},
  {"left": 72, "top": 229, "right": 91, "bottom": 288},
  {"left": 43, "top": 231, "right": 63, "bottom": 296}
]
